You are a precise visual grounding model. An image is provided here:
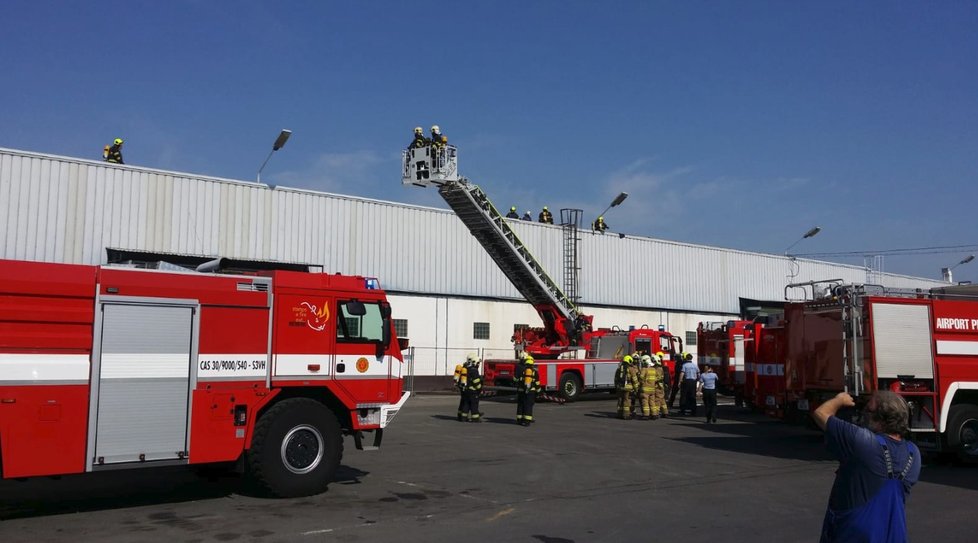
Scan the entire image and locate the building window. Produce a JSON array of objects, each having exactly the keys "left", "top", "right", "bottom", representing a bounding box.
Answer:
[
  {"left": 685, "top": 331, "right": 697, "bottom": 346},
  {"left": 473, "top": 322, "right": 491, "bottom": 340},
  {"left": 393, "top": 318, "right": 408, "bottom": 338}
]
